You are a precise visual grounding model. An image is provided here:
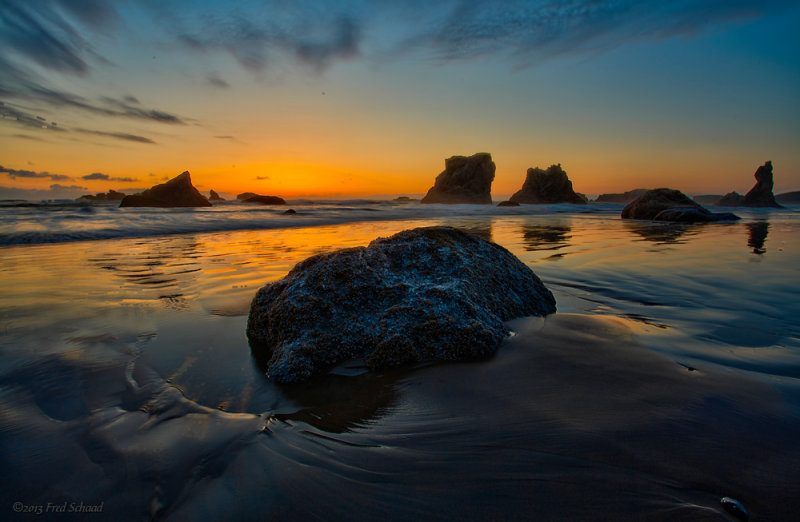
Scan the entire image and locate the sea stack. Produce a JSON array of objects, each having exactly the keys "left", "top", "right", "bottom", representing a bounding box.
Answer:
[
  {"left": 247, "top": 227, "right": 556, "bottom": 383},
  {"left": 243, "top": 195, "right": 286, "bottom": 205},
  {"left": 209, "top": 189, "right": 224, "bottom": 201},
  {"left": 120, "top": 171, "right": 211, "bottom": 207},
  {"left": 595, "top": 189, "right": 649, "bottom": 203},
  {"left": 715, "top": 161, "right": 782, "bottom": 208},
  {"left": 421, "top": 153, "right": 495, "bottom": 204},
  {"left": 622, "top": 188, "right": 739, "bottom": 222},
  {"left": 743, "top": 161, "right": 781, "bottom": 207},
  {"left": 509, "top": 164, "right": 587, "bottom": 204}
]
